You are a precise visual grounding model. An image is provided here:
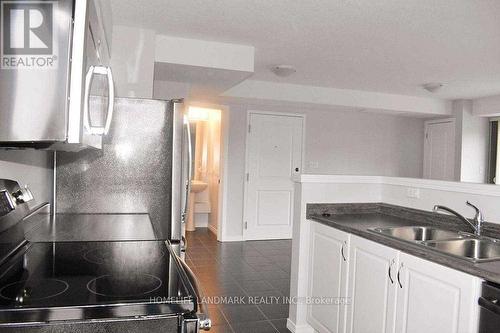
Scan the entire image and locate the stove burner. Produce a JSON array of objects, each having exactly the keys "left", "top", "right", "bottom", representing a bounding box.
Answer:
[
  {"left": 86, "top": 274, "right": 162, "bottom": 297},
  {"left": 0, "top": 279, "right": 69, "bottom": 303},
  {"left": 83, "top": 249, "right": 111, "bottom": 265}
]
